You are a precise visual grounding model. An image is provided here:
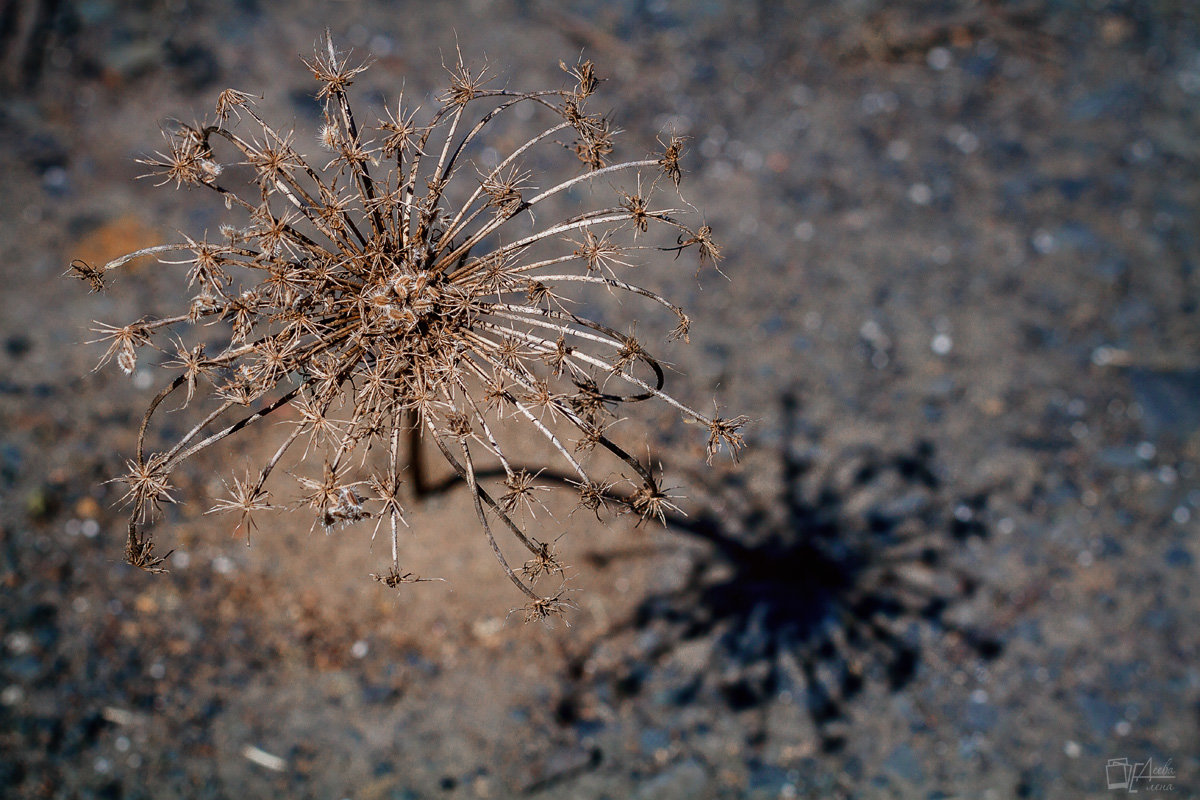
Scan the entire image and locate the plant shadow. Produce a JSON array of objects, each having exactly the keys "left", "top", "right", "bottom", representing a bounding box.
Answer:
[{"left": 556, "top": 392, "right": 1002, "bottom": 752}]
